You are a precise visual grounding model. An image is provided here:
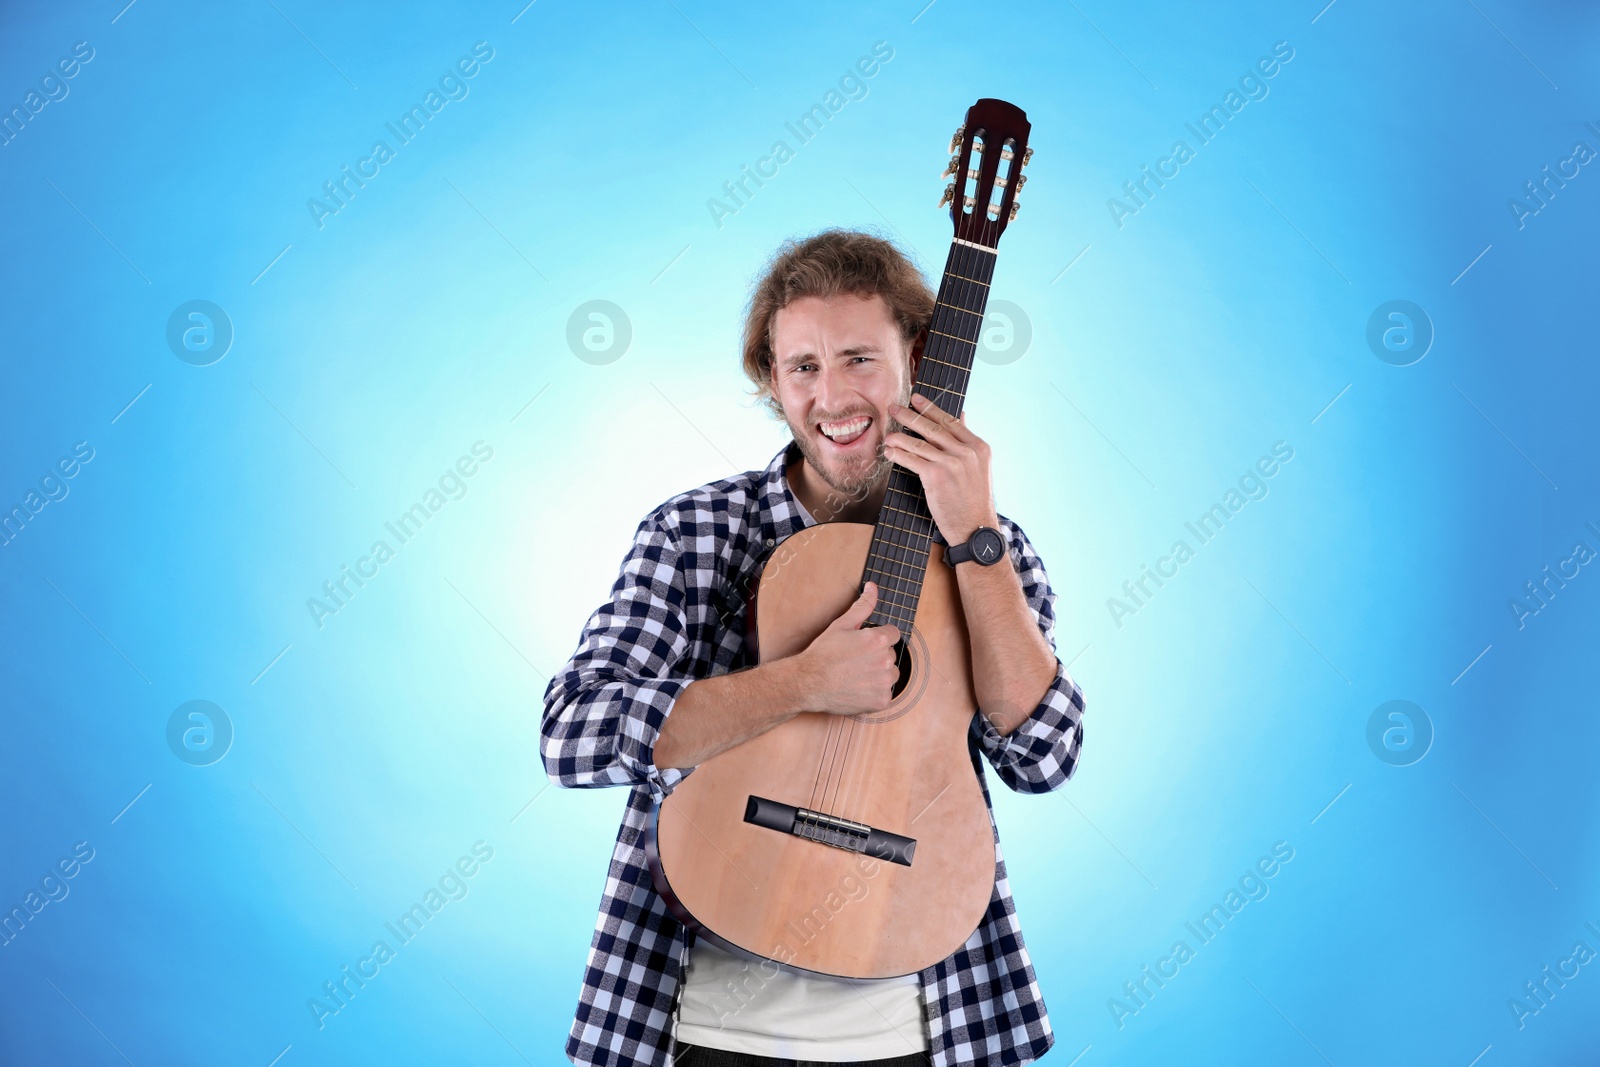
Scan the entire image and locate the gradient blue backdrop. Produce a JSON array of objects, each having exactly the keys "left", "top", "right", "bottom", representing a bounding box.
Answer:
[{"left": 2, "top": 0, "right": 1596, "bottom": 1064}]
